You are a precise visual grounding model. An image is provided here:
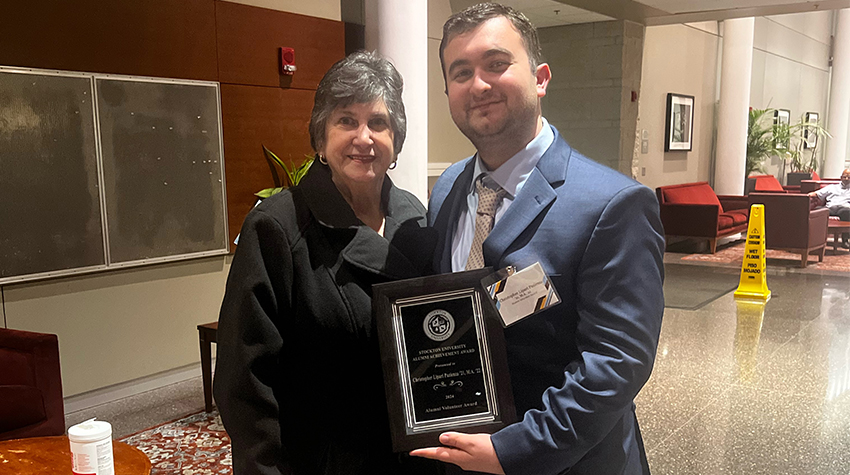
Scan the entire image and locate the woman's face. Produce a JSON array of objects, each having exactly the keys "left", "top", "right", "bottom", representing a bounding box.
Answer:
[{"left": 320, "top": 100, "right": 395, "bottom": 194}]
